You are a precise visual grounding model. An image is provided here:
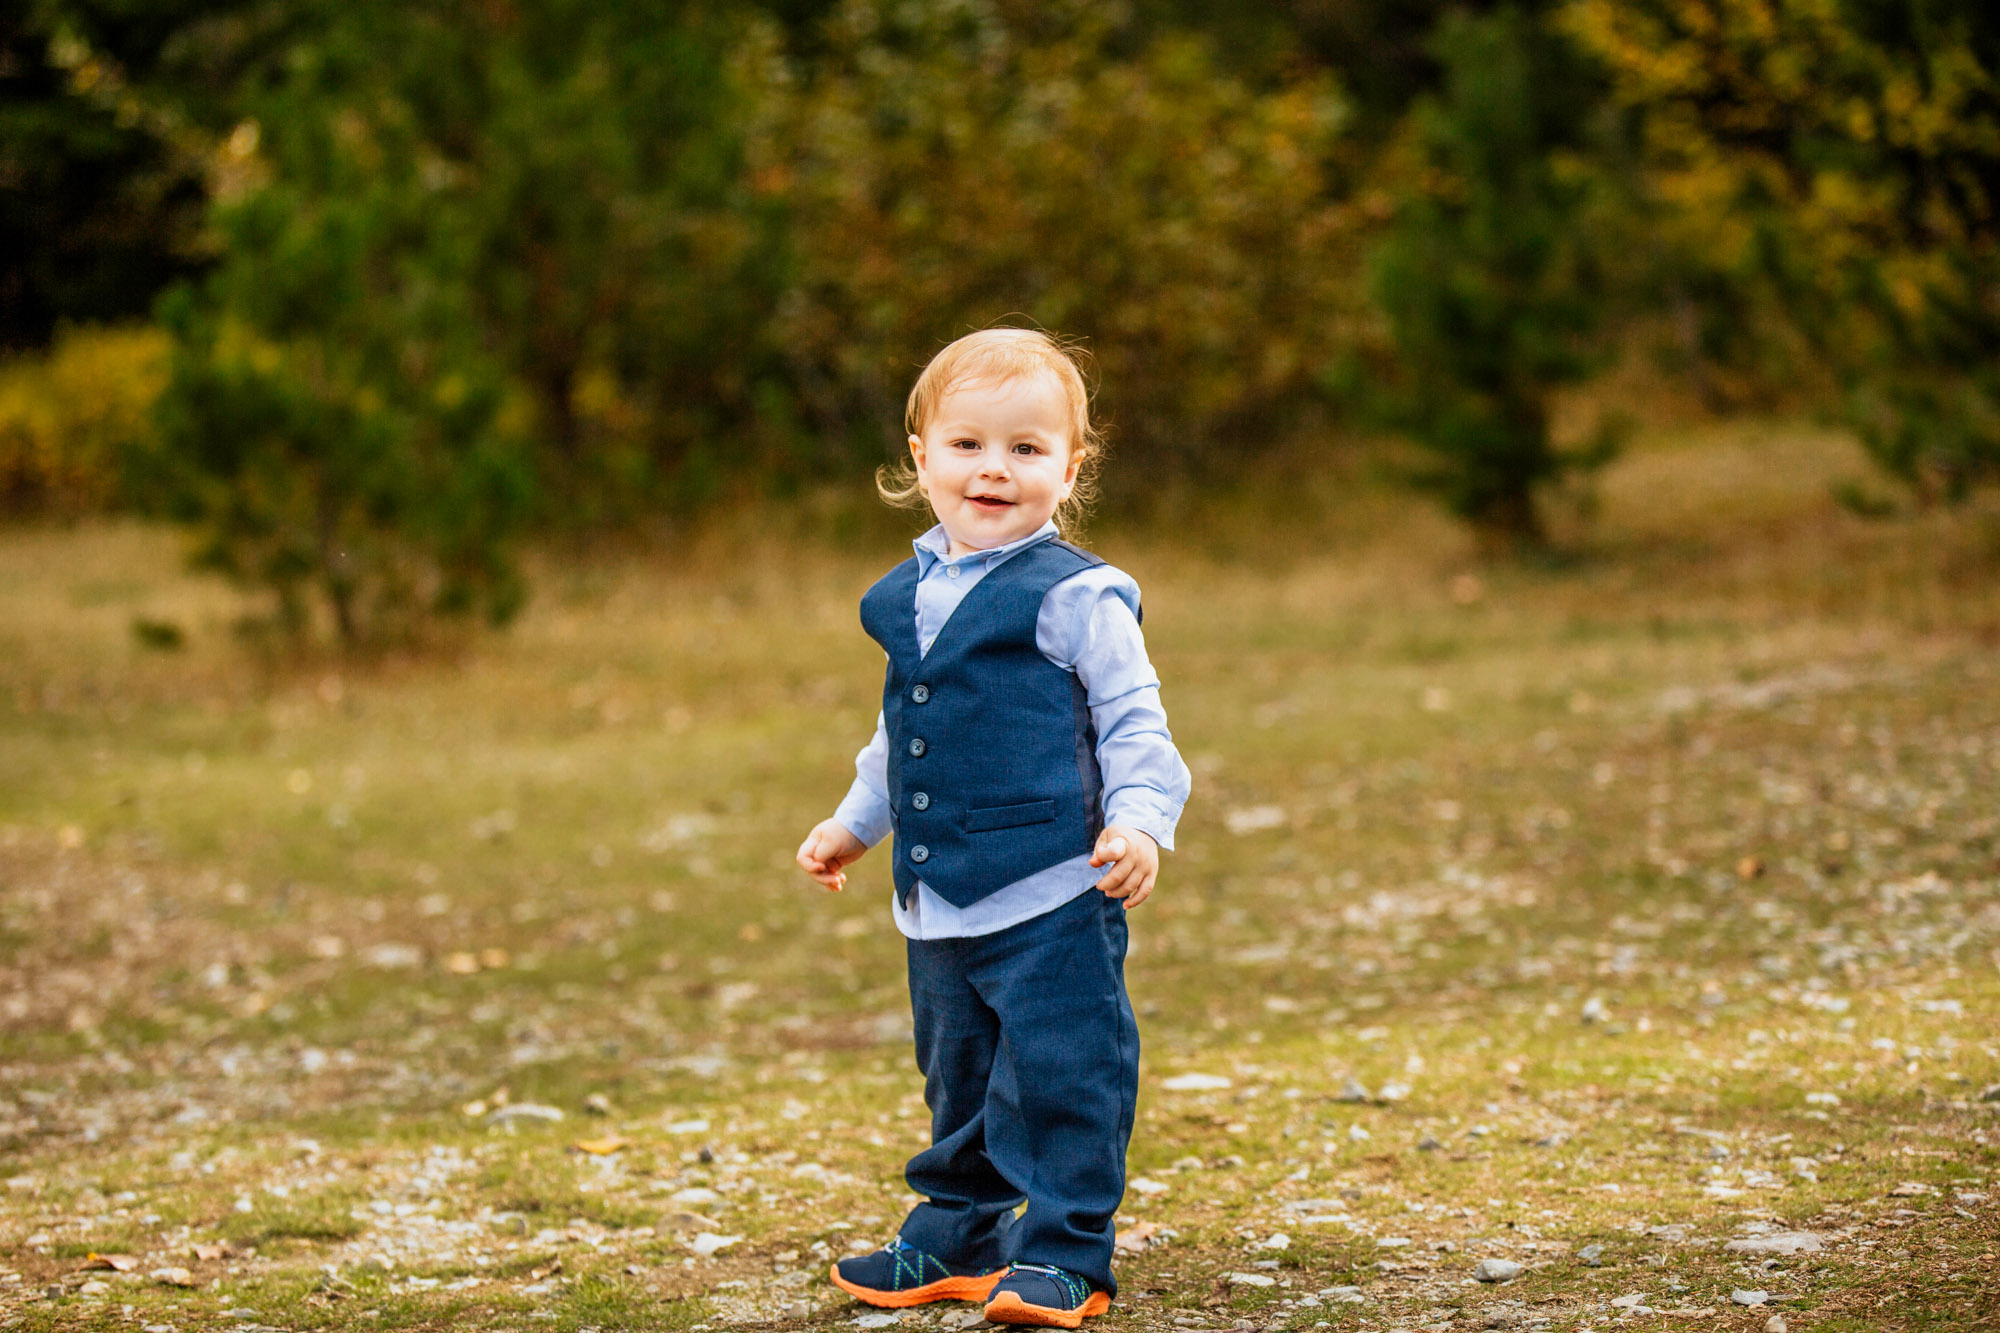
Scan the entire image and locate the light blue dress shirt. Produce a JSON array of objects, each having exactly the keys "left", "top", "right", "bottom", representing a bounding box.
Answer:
[{"left": 833, "top": 520, "right": 1191, "bottom": 940}]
